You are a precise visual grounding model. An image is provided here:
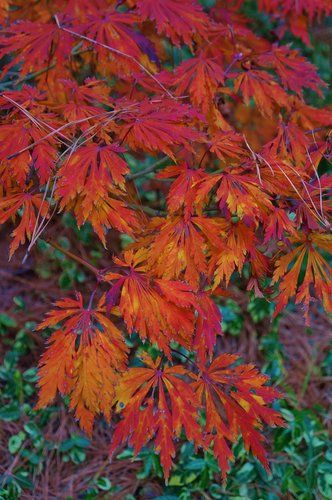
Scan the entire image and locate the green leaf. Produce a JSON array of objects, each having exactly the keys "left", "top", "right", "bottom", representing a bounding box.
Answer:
[
  {"left": 184, "top": 459, "right": 206, "bottom": 471},
  {"left": 71, "top": 435, "right": 90, "bottom": 448},
  {"left": 13, "top": 296, "right": 26, "bottom": 310},
  {"left": 0, "top": 313, "right": 17, "bottom": 329},
  {"left": 23, "top": 422, "right": 40, "bottom": 438},
  {"left": 235, "top": 462, "right": 256, "bottom": 482},
  {"left": 96, "top": 477, "right": 112, "bottom": 491},
  {"left": 8, "top": 432, "right": 26, "bottom": 454},
  {"left": 0, "top": 404, "right": 20, "bottom": 421},
  {"left": 22, "top": 367, "right": 38, "bottom": 383}
]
